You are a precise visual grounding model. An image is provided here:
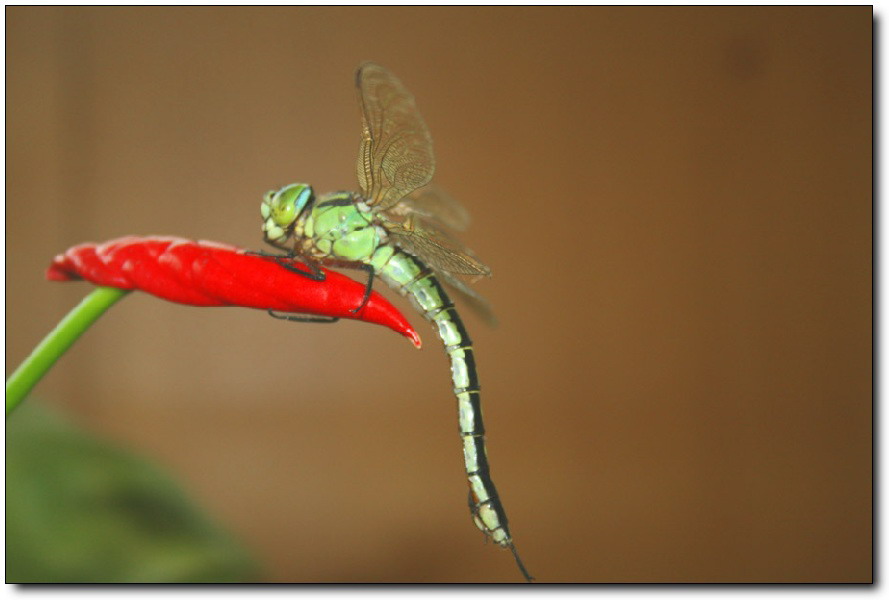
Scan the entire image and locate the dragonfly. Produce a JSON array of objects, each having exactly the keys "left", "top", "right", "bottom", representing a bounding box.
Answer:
[{"left": 259, "top": 62, "right": 532, "bottom": 582}]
